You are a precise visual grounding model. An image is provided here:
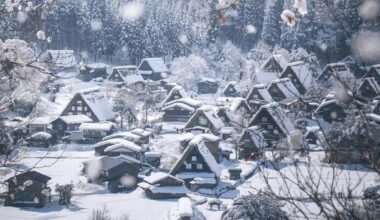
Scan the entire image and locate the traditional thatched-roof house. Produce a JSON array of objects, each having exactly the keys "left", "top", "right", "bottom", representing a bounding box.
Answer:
[
  {"left": 267, "top": 78, "right": 301, "bottom": 102},
  {"left": 249, "top": 102, "right": 295, "bottom": 145},
  {"left": 315, "top": 99, "right": 346, "bottom": 123},
  {"left": 237, "top": 126, "right": 267, "bottom": 160},
  {"left": 197, "top": 78, "right": 219, "bottom": 94},
  {"left": 170, "top": 137, "right": 221, "bottom": 189},
  {"left": 137, "top": 58, "right": 169, "bottom": 81},
  {"left": 279, "top": 62, "right": 317, "bottom": 95},
  {"left": 184, "top": 106, "right": 224, "bottom": 135},
  {"left": 60, "top": 88, "right": 115, "bottom": 122},
  {"left": 355, "top": 77, "right": 380, "bottom": 102}
]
